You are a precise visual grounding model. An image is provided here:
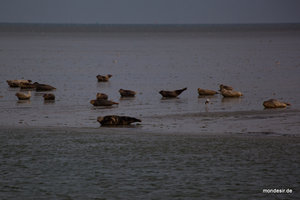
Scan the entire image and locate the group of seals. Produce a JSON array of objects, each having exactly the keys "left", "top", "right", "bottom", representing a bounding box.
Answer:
[
  {"left": 7, "top": 79, "right": 56, "bottom": 101},
  {"left": 5, "top": 75, "right": 292, "bottom": 127},
  {"left": 94, "top": 74, "right": 141, "bottom": 126}
]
